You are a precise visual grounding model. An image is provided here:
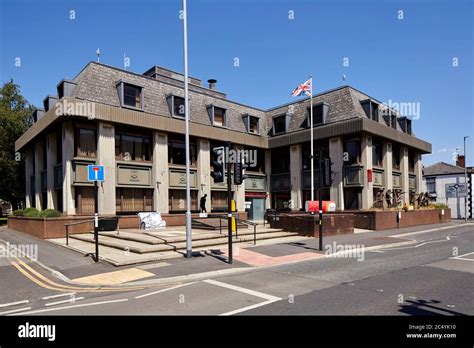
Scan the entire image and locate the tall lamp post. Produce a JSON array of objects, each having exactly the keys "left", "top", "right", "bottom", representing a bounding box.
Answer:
[
  {"left": 183, "top": 0, "right": 192, "bottom": 257},
  {"left": 464, "top": 136, "right": 469, "bottom": 222}
]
